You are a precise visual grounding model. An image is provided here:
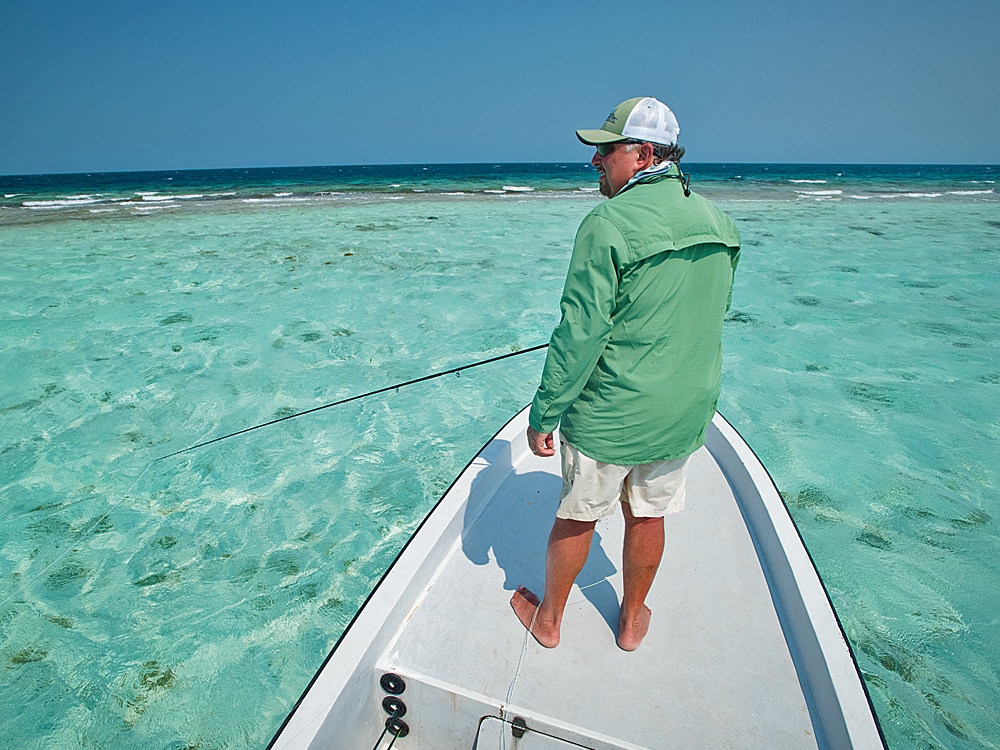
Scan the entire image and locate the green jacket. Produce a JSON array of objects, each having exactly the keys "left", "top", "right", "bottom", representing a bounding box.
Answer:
[{"left": 529, "top": 166, "right": 740, "bottom": 464}]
